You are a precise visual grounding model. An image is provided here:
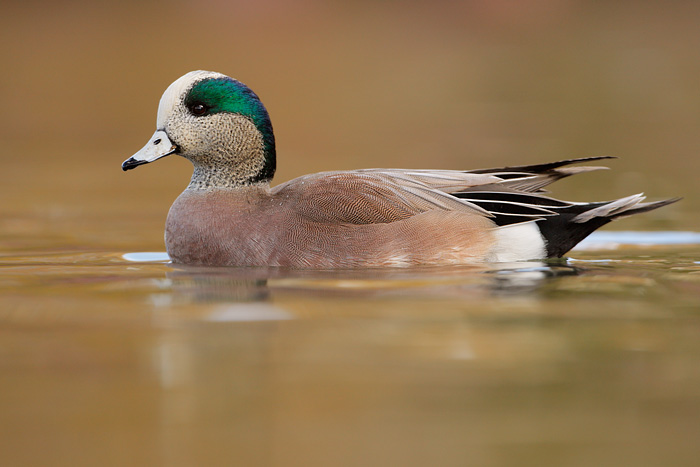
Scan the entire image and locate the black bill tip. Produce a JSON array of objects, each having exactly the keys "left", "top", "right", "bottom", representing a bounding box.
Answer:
[{"left": 122, "top": 157, "right": 148, "bottom": 171}]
